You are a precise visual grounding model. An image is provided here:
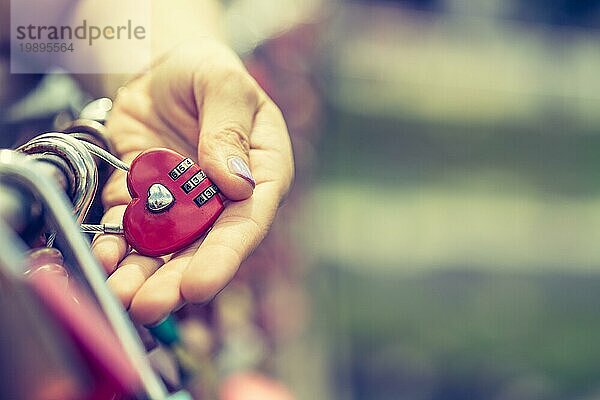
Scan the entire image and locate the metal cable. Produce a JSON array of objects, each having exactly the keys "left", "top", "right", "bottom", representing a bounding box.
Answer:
[
  {"left": 80, "top": 223, "right": 124, "bottom": 235},
  {"left": 78, "top": 139, "right": 130, "bottom": 171}
]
